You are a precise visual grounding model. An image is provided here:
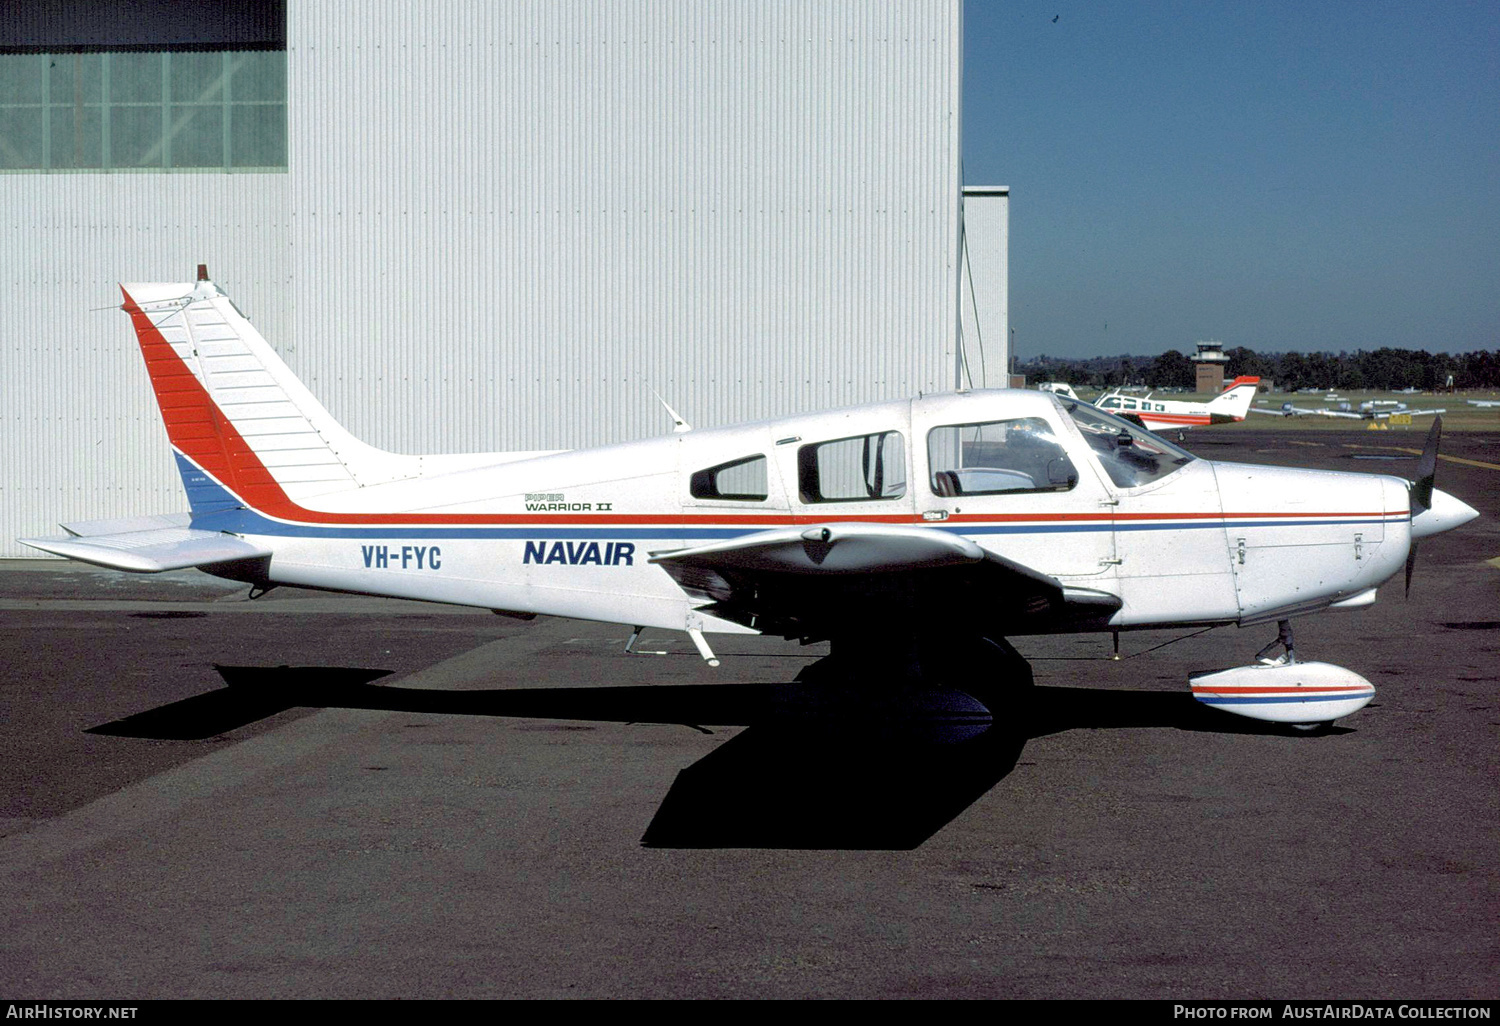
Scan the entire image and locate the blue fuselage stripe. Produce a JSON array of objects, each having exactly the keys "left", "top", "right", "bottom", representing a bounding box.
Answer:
[
  {"left": 191, "top": 513, "right": 1404, "bottom": 542},
  {"left": 1195, "top": 692, "right": 1375, "bottom": 705}
]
